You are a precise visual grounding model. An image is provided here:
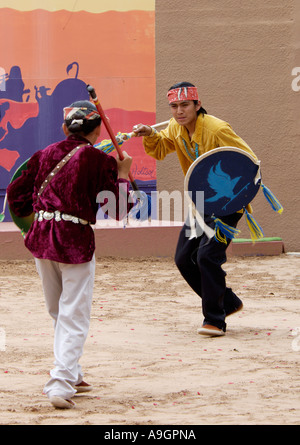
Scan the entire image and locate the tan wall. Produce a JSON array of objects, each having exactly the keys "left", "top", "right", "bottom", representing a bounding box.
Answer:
[{"left": 155, "top": 0, "right": 300, "bottom": 251}]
